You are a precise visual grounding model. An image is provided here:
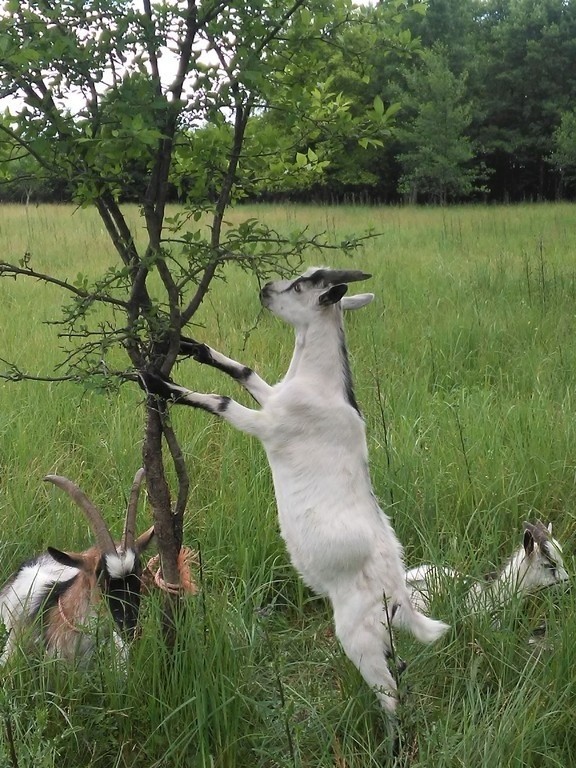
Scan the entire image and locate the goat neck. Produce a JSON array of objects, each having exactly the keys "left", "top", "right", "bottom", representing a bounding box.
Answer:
[{"left": 284, "top": 308, "right": 358, "bottom": 409}]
